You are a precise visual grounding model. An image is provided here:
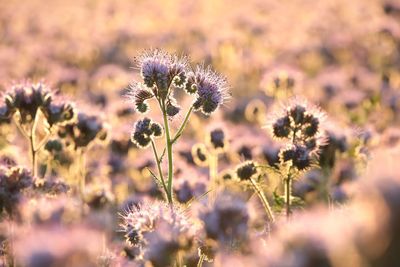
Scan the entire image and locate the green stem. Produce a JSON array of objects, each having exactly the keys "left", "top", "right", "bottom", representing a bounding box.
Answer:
[
  {"left": 197, "top": 253, "right": 205, "bottom": 267},
  {"left": 150, "top": 140, "right": 171, "bottom": 203},
  {"left": 162, "top": 101, "right": 174, "bottom": 205},
  {"left": 209, "top": 152, "right": 218, "bottom": 202},
  {"left": 250, "top": 177, "right": 275, "bottom": 222},
  {"left": 285, "top": 173, "right": 292, "bottom": 220},
  {"left": 78, "top": 149, "right": 86, "bottom": 199},
  {"left": 29, "top": 115, "right": 39, "bottom": 177}
]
